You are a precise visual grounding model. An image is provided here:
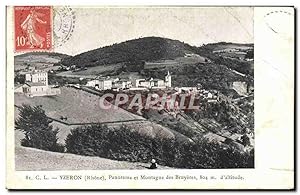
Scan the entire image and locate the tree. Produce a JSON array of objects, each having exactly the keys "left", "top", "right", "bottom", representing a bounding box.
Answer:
[
  {"left": 14, "top": 74, "right": 25, "bottom": 84},
  {"left": 65, "top": 125, "right": 156, "bottom": 162},
  {"left": 245, "top": 50, "right": 254, "bottom": 59},
  {"left": 15, "top": 104, "right": 64, "bottom": 152}
]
